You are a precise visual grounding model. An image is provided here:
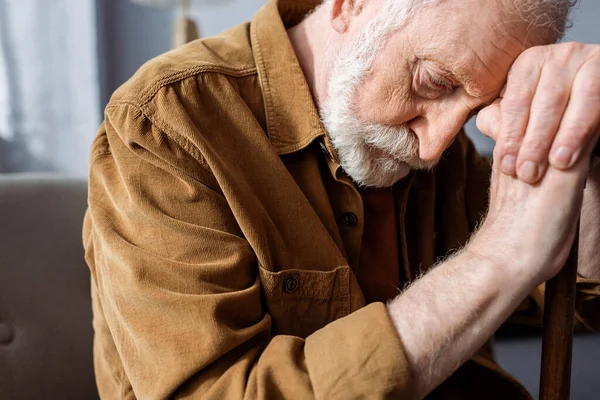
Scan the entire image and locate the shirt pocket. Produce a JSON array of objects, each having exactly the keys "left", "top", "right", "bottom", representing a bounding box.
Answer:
[{"left": 258, "top": 265, "right": 352, "bottom": 338}]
